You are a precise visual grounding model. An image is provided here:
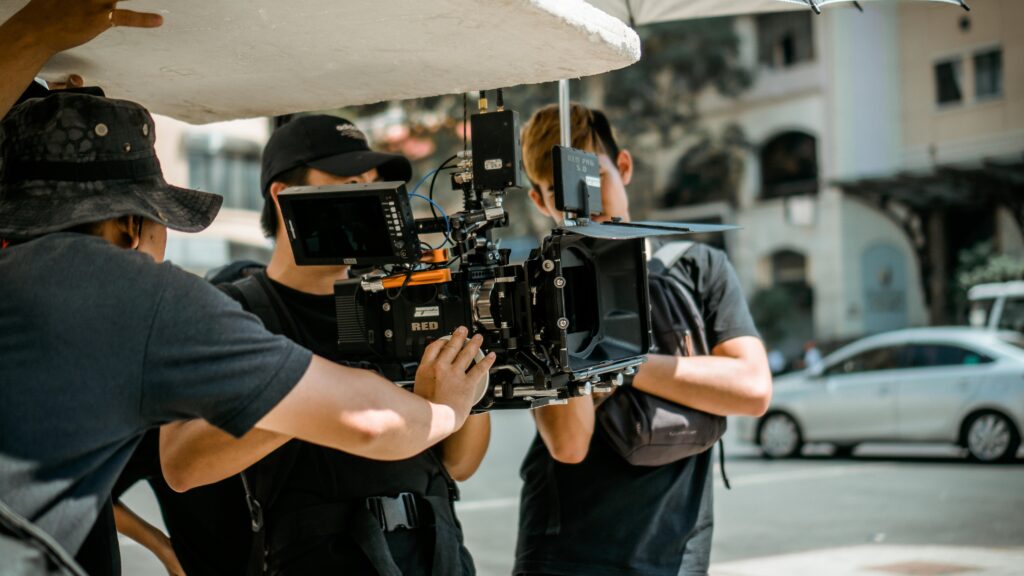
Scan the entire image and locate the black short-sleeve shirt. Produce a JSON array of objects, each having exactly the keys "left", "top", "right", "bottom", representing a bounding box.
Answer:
[
  {"left": 0, "top": 233, "right": 312, "bottom": 558},
  {"left": 514, "top": 242, "right": 759, "bottom": 576}
]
